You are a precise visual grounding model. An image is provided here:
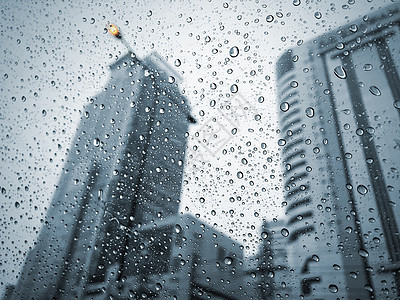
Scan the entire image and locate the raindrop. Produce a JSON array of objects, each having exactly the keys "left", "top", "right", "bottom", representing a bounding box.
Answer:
[
  {"left": 305, "top": 107, "right": 314, "bottom": 118},
  {"left": 255, "top": 114, "right": 261, "bottom": 121},
  {"left": 335, "top": 42, "right": 345, "bottom": 50},
  {"left": 334, "top": 66, "right": 347, "bottom": 79},
  {"left": 266, "top": 15, "right": 274, "bottom": 22},
  {"left": 42, "top": 110, "right": 47, "bottom": 116},
  {"left": 329, "top": 284, "right": 338, "bottom": 293},
  {"left": 175, "top": 224, "right": 182, "bottom": 234},
  {"left": 350, "top": 24, "right": 358, "bottom": 32},
  {"left": 350, "top": 272, "right": 358, "bottom": 278},
  {"left": 278, "top": 139, "right": 286, "bottom": 146},
  {"left": 357, "top": 185, "right": 368, "bottom": 195},
  {"left": 363, "top": 64, "right": 373, "bottom": 71},
  {"left": 93, "top": 138, "right": 100, "bottom": 147},
  {"left": 394, "top": 100, "right": 400, "bottom": 109},
  {"left": 237, "top": 171, "right": 244, "bottom": 179},
  {"left": 174, "top": 59, "right": 181, "bottom": 67},
  {"left": 281, "top": 228, "right": 289, "bottom": 237},
  {"left": 356, "top": 128, "right": 364, "bottom": 136},
  {"left": 280, "top": 102, "right": 290, "bottom": 112},
  {"left": 290, "top": 81, "right": 298, "bottom": 88},
  {"left": 358, "top": 249, "right": 369, "bottom": 258},
  {"left": 224, "top": 257, "right": 233, "bottom": 265},
  {"left": 314, "top": 12, "right": 322, "bottom": 19},
  {"left": 15, "top": 201, "right": 20, "bottom": 208},
  {"left": 261, "top": 231, "right": 268, "bottom": 239},
  {"left": 293, "top": 0, "right": 301, "bottom": 6},
  {"left": 230, "top": 84, "right": 238, "bottom": 93},
  {"left": 229, "top": 46, "right": 239, "bottom": 58},
  {"left": 258, "top": 96, "right": 265, "bottom": 103},
  {"left": 333, "top": 264, "right": 341, "bottom": 270},
  {"left": 369, "top": 86, "right": 381, "bottom": 96},
  {"left": 168, "top": 76, "right": 175, "bottom": 84}
]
